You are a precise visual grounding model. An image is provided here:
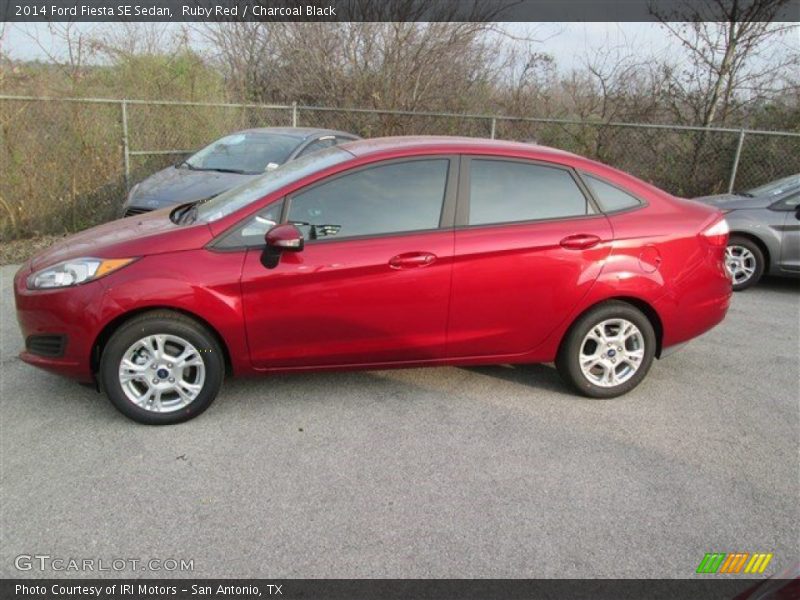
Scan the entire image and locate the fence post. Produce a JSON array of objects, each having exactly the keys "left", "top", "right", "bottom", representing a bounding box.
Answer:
[
  {"left": 728, "top": 129, "right": 746, "bottom": 193},
  {"left": 490, "top": 117, "right": 497, "bottom": 139},
  {"left": 292, "top": 101, "right": 298, "bottom": 127},
  {"left": 120, "top": 100, "right": 130, "bottom": 192}
]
